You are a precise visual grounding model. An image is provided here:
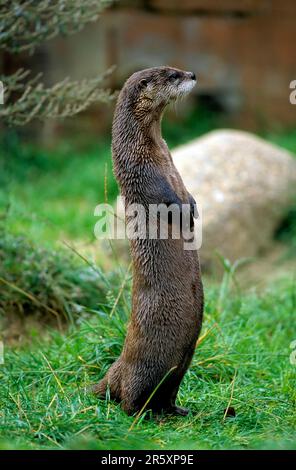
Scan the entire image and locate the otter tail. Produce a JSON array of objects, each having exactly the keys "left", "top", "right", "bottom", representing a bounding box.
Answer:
[
  {"left": 92, "top": 361, "right": 122, "bottom": 402},
  {"left": 92, "top": 376, "right": 108, "bottom": 397}
]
